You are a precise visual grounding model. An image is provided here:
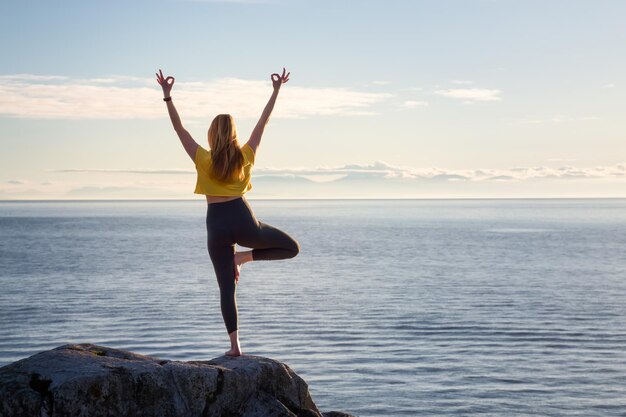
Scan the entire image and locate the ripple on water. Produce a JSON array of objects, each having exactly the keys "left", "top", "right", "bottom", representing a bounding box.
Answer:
[{"left": 2, "top": 199, "right": 626, "bottom": 416}]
